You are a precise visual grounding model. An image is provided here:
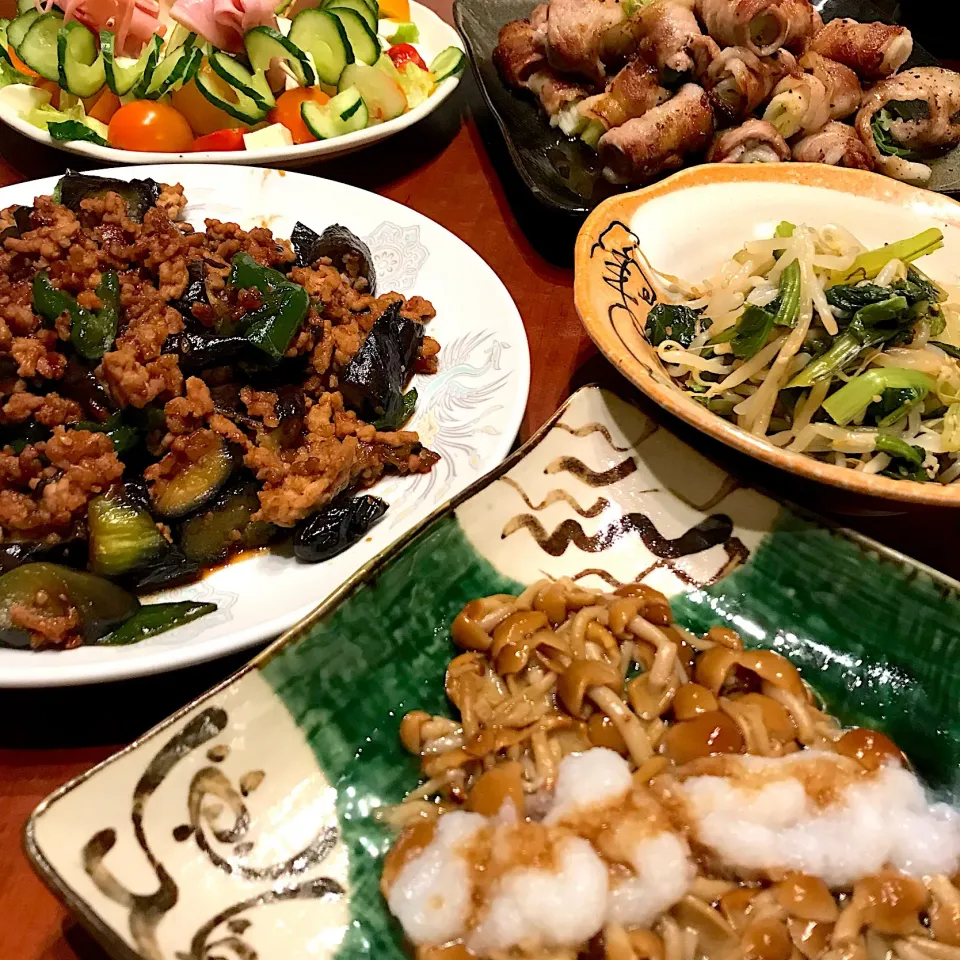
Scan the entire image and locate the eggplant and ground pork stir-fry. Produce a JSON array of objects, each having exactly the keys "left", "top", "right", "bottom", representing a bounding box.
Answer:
[{"left": 0, "top": 172, "right": 440, "bottom": 651}]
